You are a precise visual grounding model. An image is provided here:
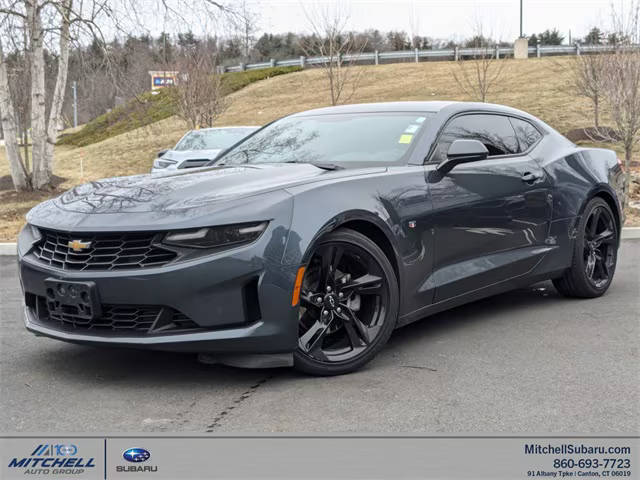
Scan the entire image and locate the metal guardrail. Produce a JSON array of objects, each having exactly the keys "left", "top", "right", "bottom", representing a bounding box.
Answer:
[{"left": 221, "top": 43, "right": 636, "bottom": 73}]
